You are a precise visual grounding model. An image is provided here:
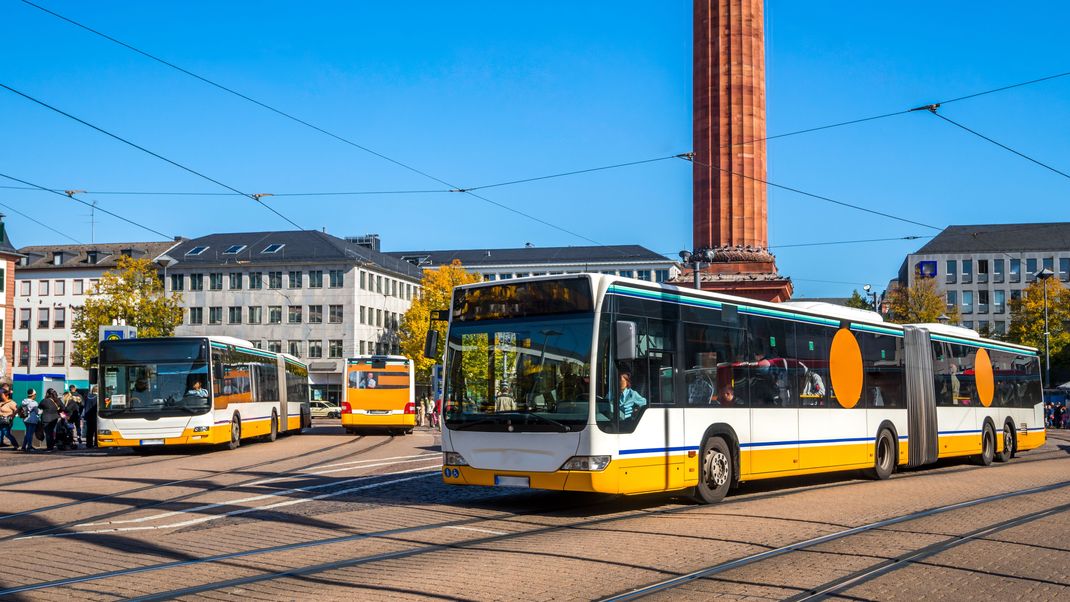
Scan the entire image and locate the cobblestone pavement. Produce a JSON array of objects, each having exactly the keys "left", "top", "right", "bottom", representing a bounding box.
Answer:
[{"left": 0, "top": 423, "right": 1066, "bottom": 601}]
